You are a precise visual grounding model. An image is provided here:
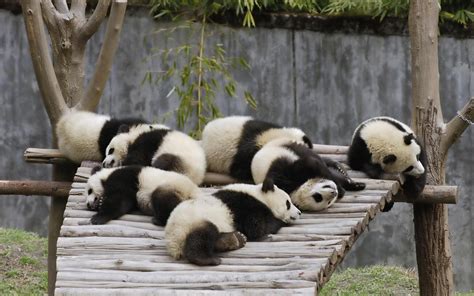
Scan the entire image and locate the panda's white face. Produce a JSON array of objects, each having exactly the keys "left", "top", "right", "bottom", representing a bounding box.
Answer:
[
  {"left": 85, "top": 168, "right": 115, "bottom": 210},
  {"left": 102, "top": 133, "right": 129, "bottom": 168},
  {"left": 290, "top": 178, "right": 338, "bottom": 211},
  {"left": 360, "top": 119, "right": 425, "bottom": 176},
  {"left": 259, "top": 184, "right": 301, "bottom": 223}
]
